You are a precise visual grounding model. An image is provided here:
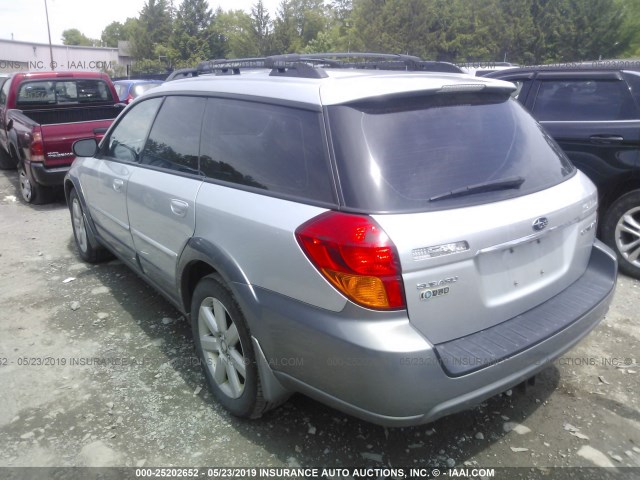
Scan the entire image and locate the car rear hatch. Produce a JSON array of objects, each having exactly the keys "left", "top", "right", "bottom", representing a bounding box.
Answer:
[{"left": 326, "top": 85, "right": 598, "bottom": 345}]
